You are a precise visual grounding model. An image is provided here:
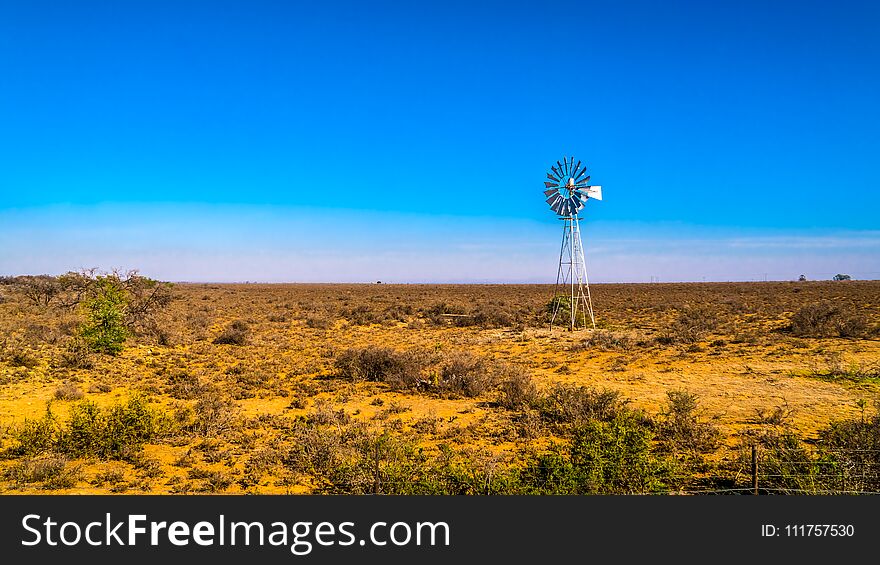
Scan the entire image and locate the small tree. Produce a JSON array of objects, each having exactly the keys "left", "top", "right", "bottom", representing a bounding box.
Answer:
[{"left": 79, "top": 277, "right": 129, "bottom": 354}]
